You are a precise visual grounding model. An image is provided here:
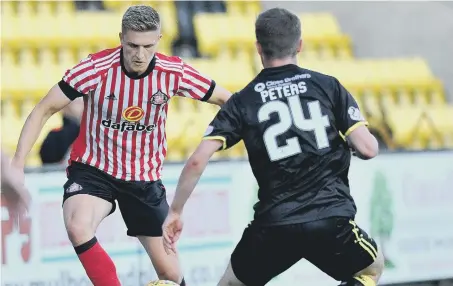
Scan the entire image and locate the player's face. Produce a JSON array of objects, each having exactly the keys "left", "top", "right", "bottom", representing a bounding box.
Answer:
[{"left": 120, "top": 29, "right": 162, "bottom": 74}]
